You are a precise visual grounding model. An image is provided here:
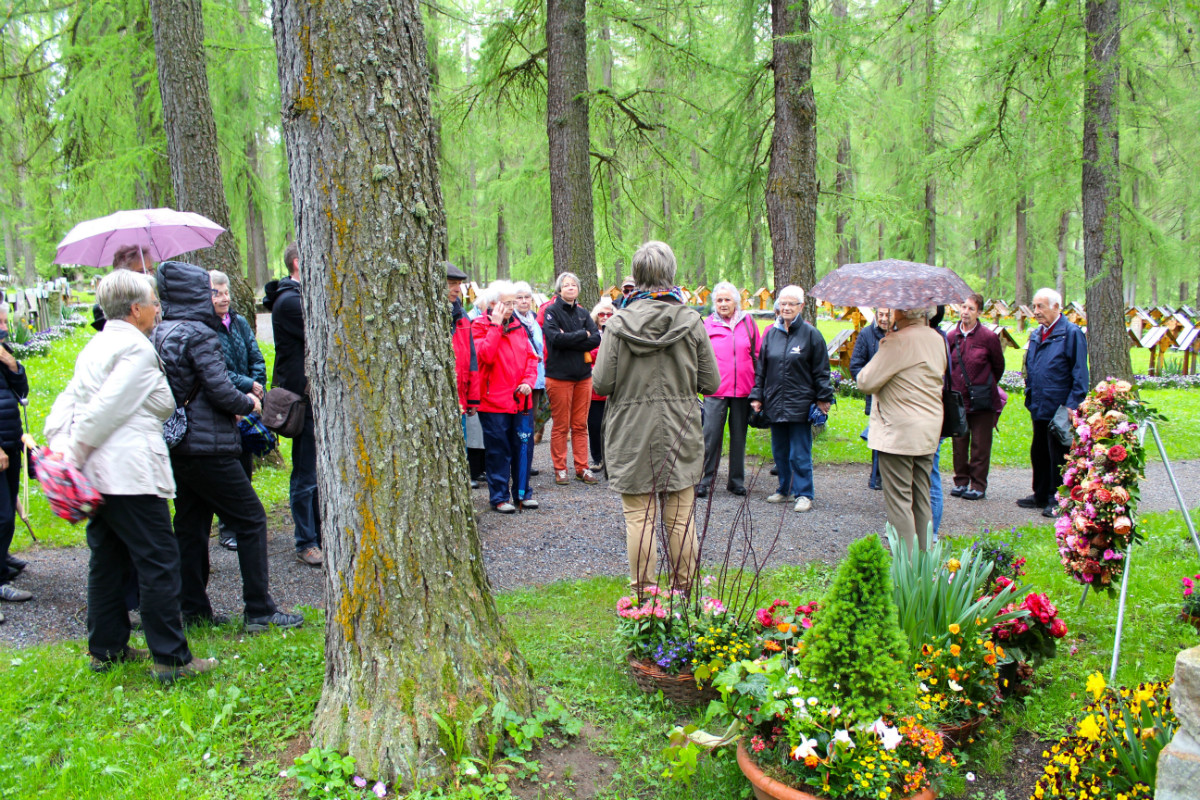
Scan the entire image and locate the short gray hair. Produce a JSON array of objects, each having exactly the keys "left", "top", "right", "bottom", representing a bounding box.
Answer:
[
  {"left": 513, "top": 280, "right": 533, "bottom": 296},
  {"left": 897, "top": 307, "right": 933, "bottom": 321},
  {"left": 208, "top": 270, "right": 229, "bottom": 288},
  {"left": 98, "top": 270, "right": 155, "bottom": 321},
  {"left": 554, "top": 272, "right": 581, "bottom": 294},
  {"left": 711, "top": 281, "right": 739, "bottom": 301},
  {"left": 631, "top": 241, "right": 677, "bottom": 291},
  {"left": 1033, "top": 287, "right": 1063, "bottom": 309},
  {"left": 478, "top": 280, "right": 517, "bottom": 312},
  {"left": 777, "top": 285, "right": 805, "bottom": 305}
]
